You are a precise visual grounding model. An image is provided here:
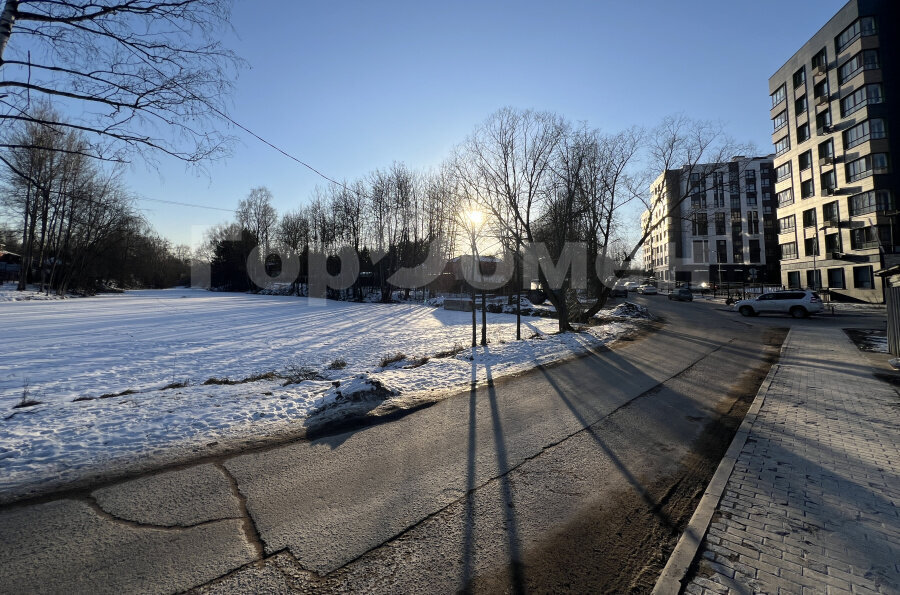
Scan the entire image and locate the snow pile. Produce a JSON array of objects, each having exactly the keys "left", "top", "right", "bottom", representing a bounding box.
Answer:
[
  {"left": 607, "top": 301, "right": 654, "bottom": 319},
  {"left": 0, "top": 287, "right": 637, "bottom": 500}
]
